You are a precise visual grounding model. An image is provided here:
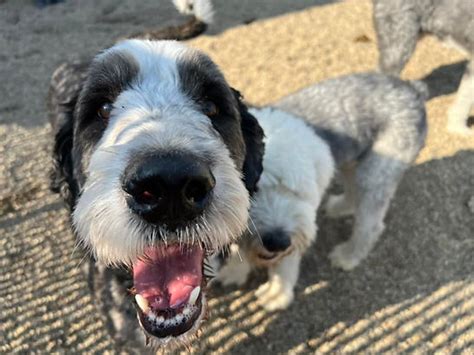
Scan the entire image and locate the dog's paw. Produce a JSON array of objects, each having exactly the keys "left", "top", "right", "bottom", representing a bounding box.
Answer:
[
  {"left": 255, "top": 280, "right": 271, "bottom": 297},
  {"left": 329, "top": 242, "right": 361, "bottom": 271},
  {"left": 261, "top": 291, "right": 294, "bottom": 311},
  {"left": 324, "top": 194, "right": 354, "bottom": 218},
  {"left": 255, "top": 280, "right": 294, "bottom": 311}
]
